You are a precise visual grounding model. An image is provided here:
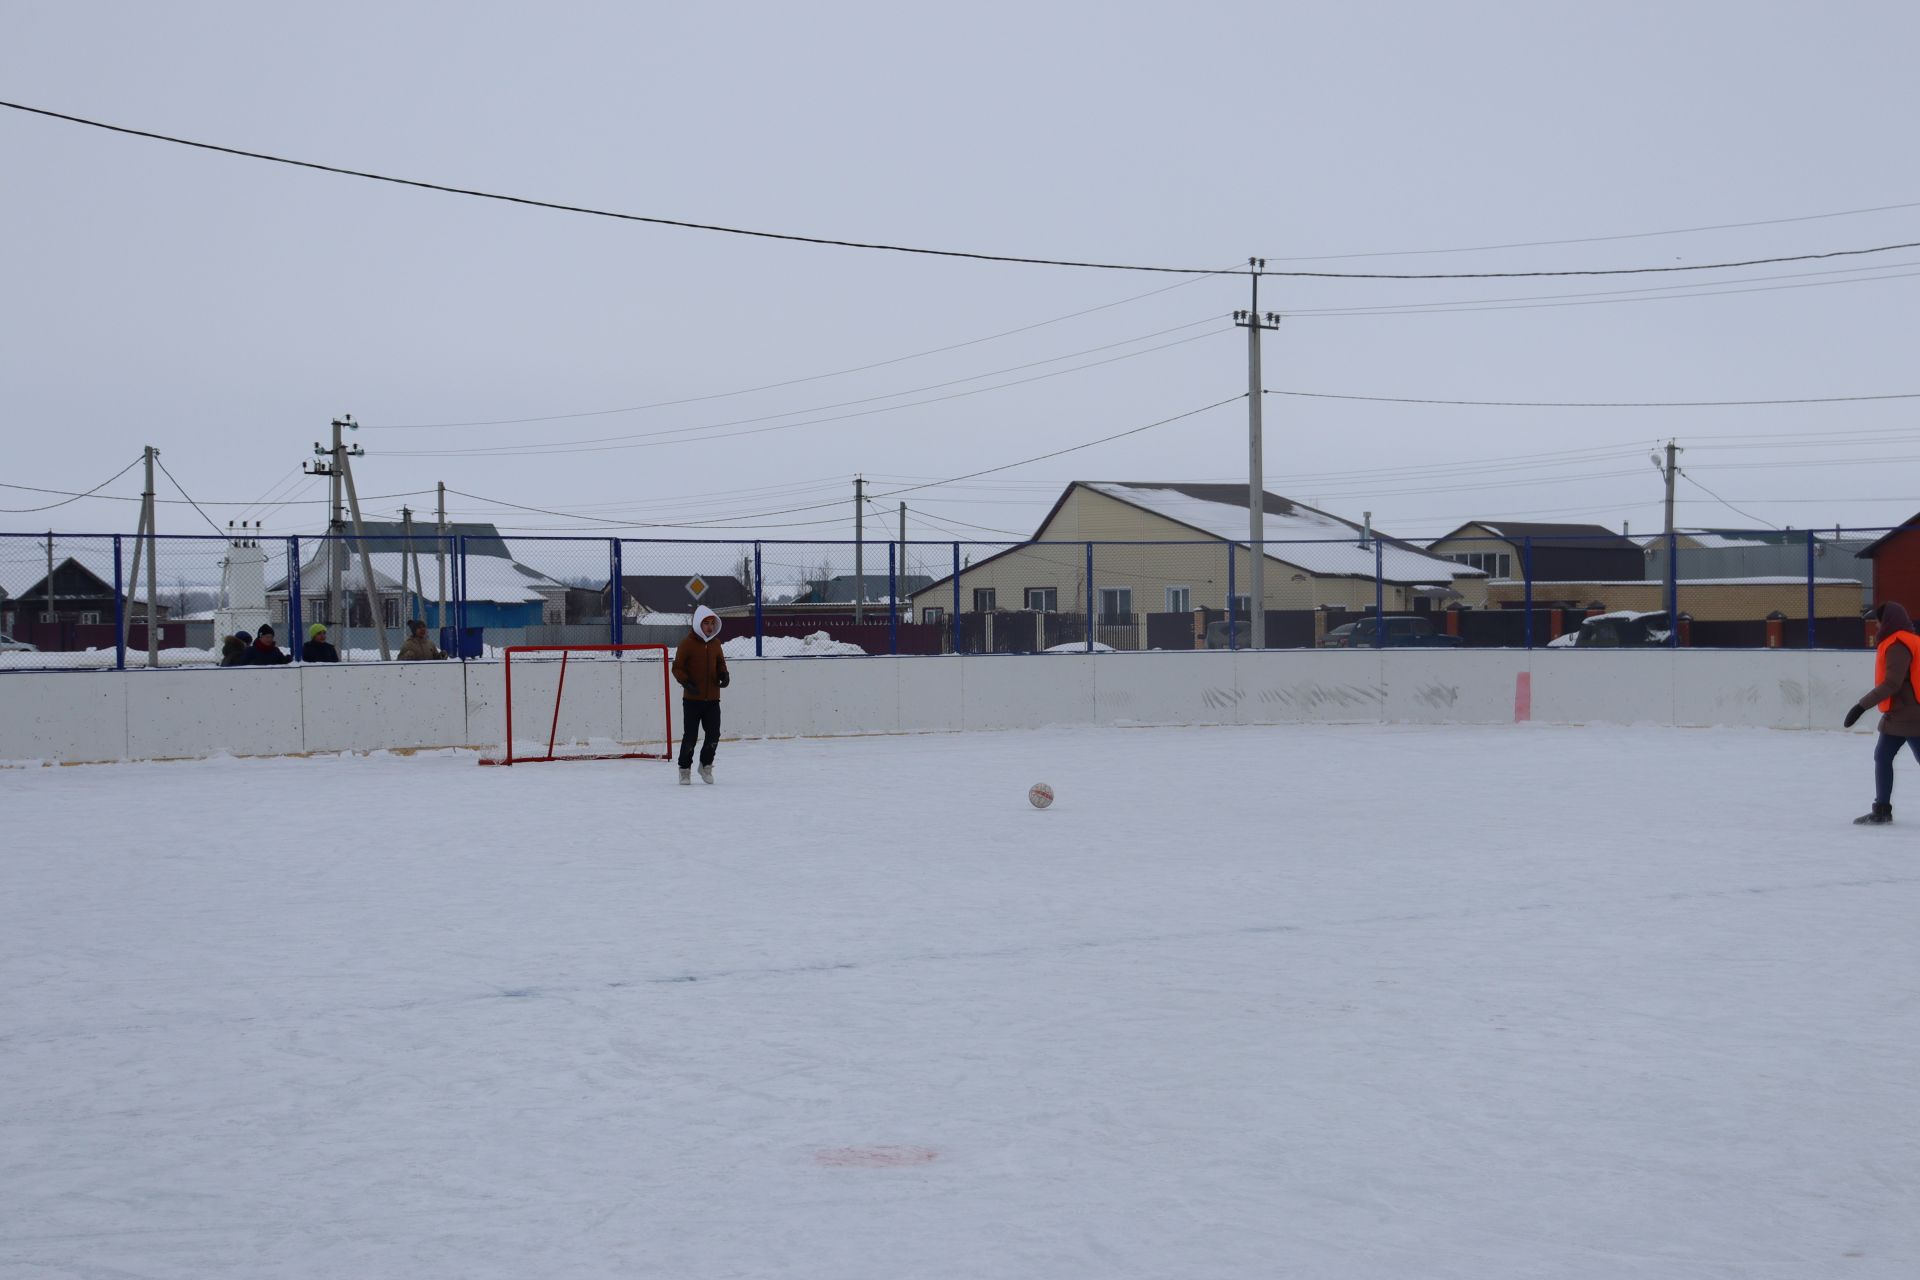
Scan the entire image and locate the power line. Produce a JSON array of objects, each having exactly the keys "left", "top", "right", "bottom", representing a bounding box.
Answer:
[
  {"left": 154, "top": 456, "right": 228, "bottom": 537},
  {"left": 9, "top": 99, "right": 1920, "bottom": 281},
  {"left": 367, "top": 272, "right": 1240, "bottom": 429},
  {"left": 1262, "top": 197, "right": 1920, "bottom": 263},
  {"left": 0, "top": 480, "right": 434, "bottom": 509},
  {"left": 1265, "top": 389, "right": 1920, "bottom": 408},
  {"left": 385, "top": 327, "right": 1230, "bottom": 458},
  {"left": 384, "top": 316, "right": 1223, "bottom": 453},
  {"left": 1679, "top": 473, "right": 1779, "bottom": 529},
  {"left": 0, "top": 456, "right": 141, "bottom": 513}
]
